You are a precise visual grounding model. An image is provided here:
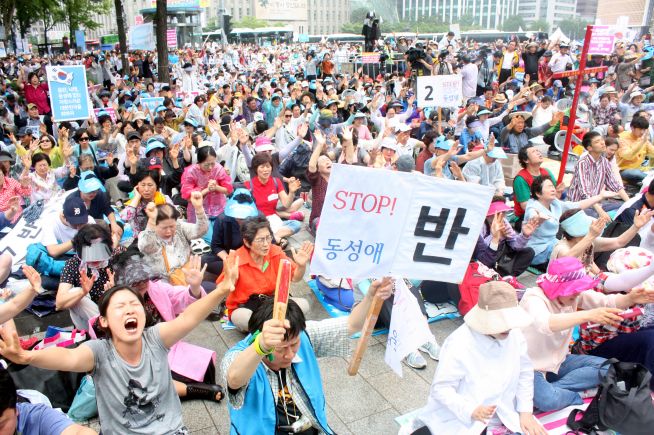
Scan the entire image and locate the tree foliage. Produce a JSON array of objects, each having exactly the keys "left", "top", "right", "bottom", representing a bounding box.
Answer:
[
  {"left": 557, "top": 18, "right": 591, "bottom": 40},
  {"left": 500, "top": 15, "right": 526, "bottom": 32},
  {"left": 529, "top": 19, "right": 550, "bottom": 33},
  {"left": 233, "top": 15, "right": 283, "bottom": 29}
]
